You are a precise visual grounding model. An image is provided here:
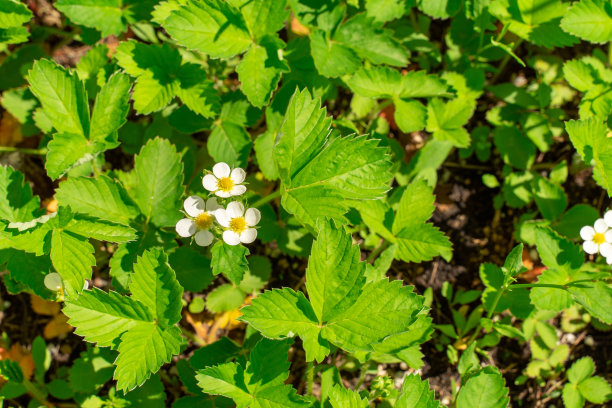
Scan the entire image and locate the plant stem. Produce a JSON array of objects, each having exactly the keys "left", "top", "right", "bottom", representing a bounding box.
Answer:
[
  {"left": 306, "top": 361, "right": 314, "bottom": 395},
  {"left": 23, "top": 379, "right": 52, "bottom": 407},
  {"left": 0, "top": 146, "right": 46, "bottom": 155},
  {"left": 354, "top": 361, "right": 369, "bottom": 390},
  {"left": 366, "top": 240, "right": 390, "bottom": 263},
  {"left": 252, "top": 189, "right": 281, "bottom": 208},
  {"left": 508, "top": 283, "right": 567, "bottom": 290},
  {"left": 180, "top": 326, "right": 206, "bottom": 347}
]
